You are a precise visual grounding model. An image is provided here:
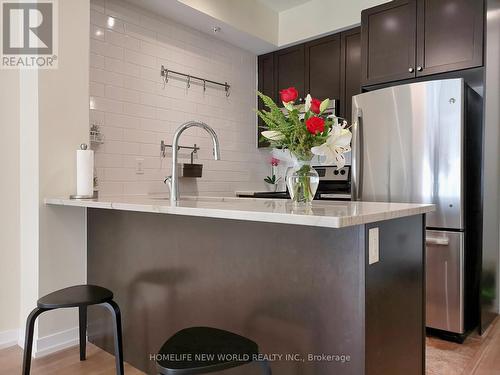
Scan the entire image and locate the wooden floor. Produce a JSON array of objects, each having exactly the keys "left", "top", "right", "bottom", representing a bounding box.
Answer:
[
  {"left": 0, "top": 343, "right": 144, "bottom": 375},
  {"left": 426, "top": 317, "right": 500, "bottom": 375},
  {"left": 1, "top": 318, "right": 500, "bottom": 375}
]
